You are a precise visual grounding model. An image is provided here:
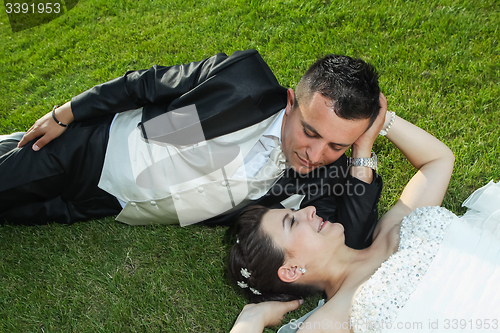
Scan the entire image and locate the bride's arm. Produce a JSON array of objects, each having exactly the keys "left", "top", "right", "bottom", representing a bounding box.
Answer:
[{"left": 375, "top": 94, "right": 455, "bottom": 233}]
